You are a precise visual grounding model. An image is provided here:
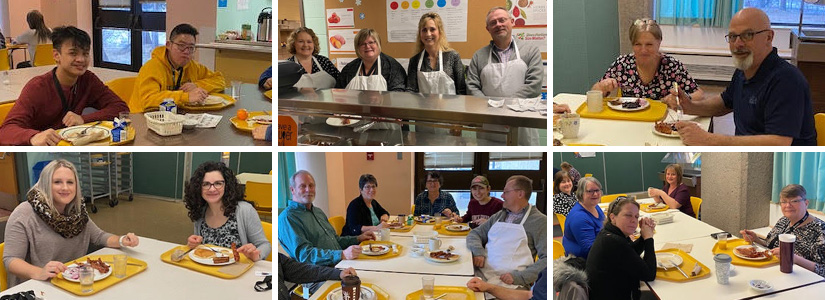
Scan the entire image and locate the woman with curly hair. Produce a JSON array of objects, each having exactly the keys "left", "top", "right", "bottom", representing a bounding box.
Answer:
[
  {"left": 3, "top": 160, "right": 139, "bottom": 287},
  {"left": 184, "top": 161, "right": 271, "bottom": 261}
]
